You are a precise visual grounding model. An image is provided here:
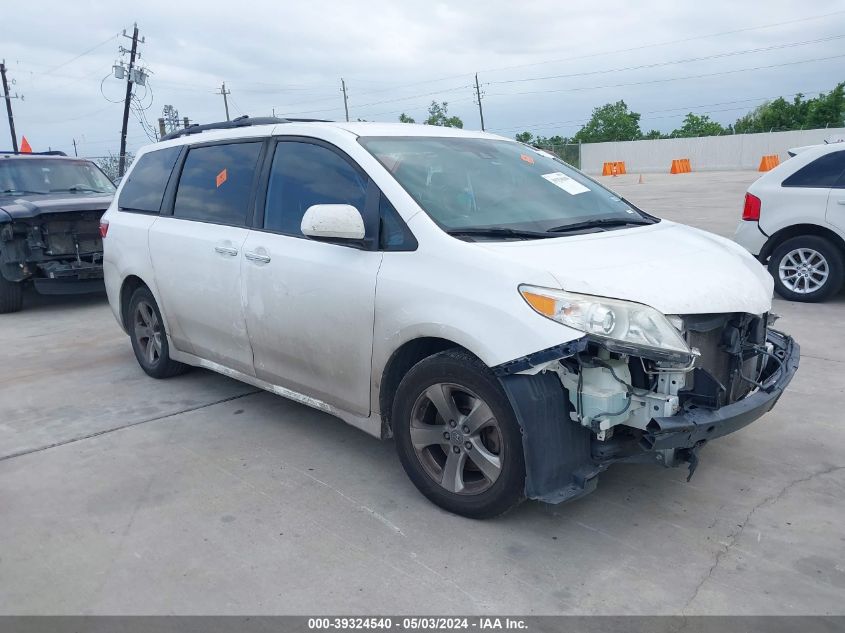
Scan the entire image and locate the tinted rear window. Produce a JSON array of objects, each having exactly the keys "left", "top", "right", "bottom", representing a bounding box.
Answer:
[
  {"left": 173, "top": 142, "right": 262, "bottom": 226},
  {"left": 782, "top": 151, "right": 845, "bottom": 188},
  {"left": 118, "top": 147, "right": 181, "bottom": 212}
]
